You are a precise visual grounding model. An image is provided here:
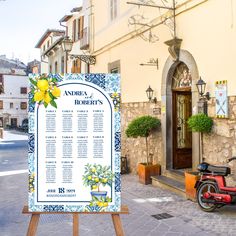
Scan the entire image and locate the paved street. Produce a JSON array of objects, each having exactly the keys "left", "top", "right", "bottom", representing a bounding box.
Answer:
[{"left": 1, "top": 131, "right": 236, "bottom": 235}]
